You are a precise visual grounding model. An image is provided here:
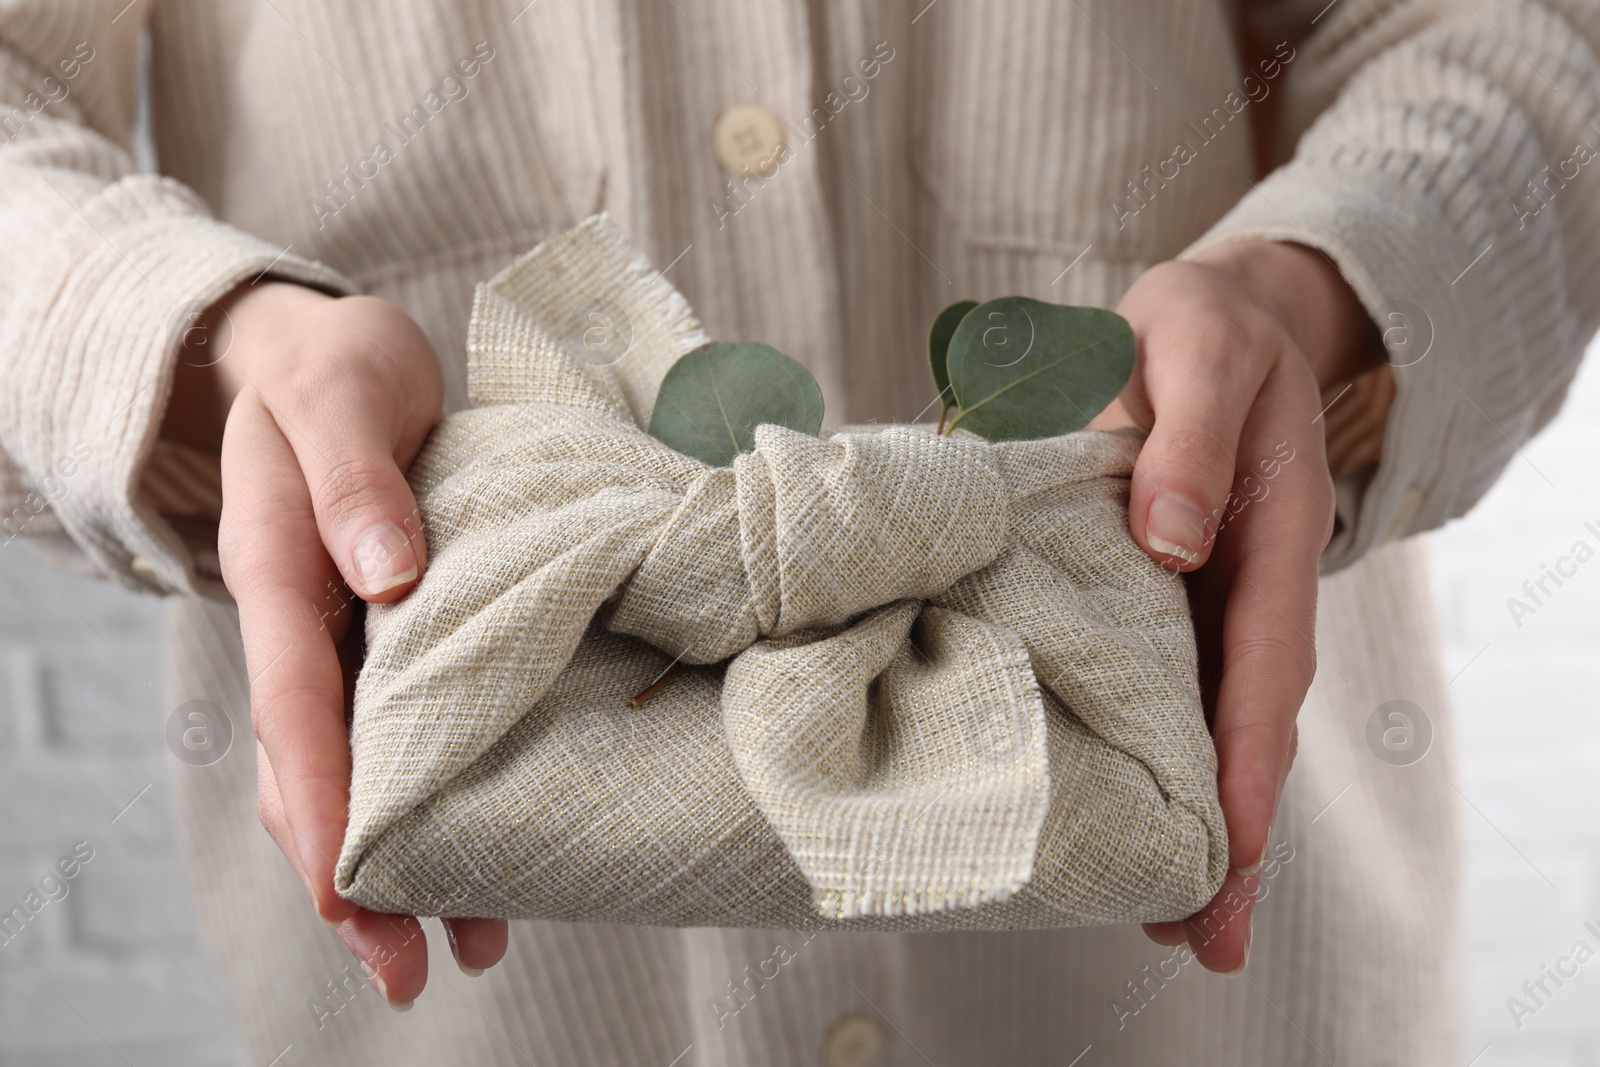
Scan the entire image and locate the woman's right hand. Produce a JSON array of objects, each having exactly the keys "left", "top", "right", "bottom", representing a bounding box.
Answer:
[{"left": 165, "top": 280, "right": 508, "bottom": 1007}]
